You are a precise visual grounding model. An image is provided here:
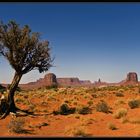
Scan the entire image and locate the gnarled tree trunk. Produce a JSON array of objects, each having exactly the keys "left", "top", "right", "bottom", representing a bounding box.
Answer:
[{"left": 0, "top": 72, "right": 22, "bottom": 119}]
